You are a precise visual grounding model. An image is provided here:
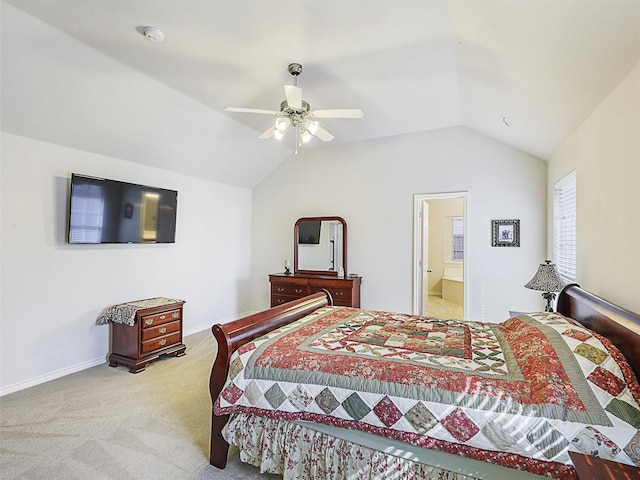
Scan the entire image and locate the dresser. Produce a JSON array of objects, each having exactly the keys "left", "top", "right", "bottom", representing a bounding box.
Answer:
[
  {"left": 101, "top": 298, "right": 186, "bottom": 373},
  {"left": 269, "top": 273, "right": 361, "bottom": 308}
]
